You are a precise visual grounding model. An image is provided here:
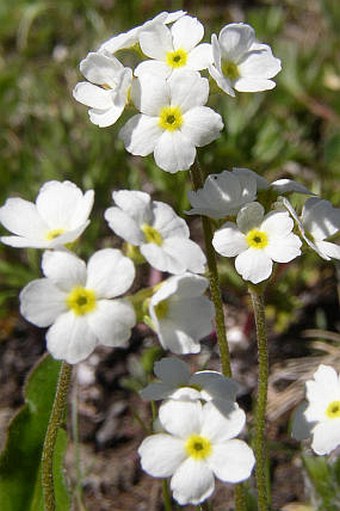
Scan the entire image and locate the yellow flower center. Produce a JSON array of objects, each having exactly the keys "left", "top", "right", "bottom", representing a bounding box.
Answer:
[
  {"left": 45, "top": 228, "right": 65, "bottom": 241},
  {"left": 166, "top": 48, "right": 188, "bottom": 69},
  {"left": 246, "top": 229, "right": 269, "bottom": 249},
  {"left": 326, "top": 400, "right": 340, "bottom": 419},
  {"left": 154, "top": 299, "right": 169, "bottom": 320},
  {"left": 158, "top": 106, "right": 183, "bottom": 131},
  {"left": 66, "top": 286, "right": 97, "bottom": 316},
  {"left": 141, "top": 224, "right": 163, "bottom": 245},
  {"left": 221, "top": 60, "right": 240, "bottom": 81},
  {"left": 185, "top": 434, "right": 212, "bottom": 460}
]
